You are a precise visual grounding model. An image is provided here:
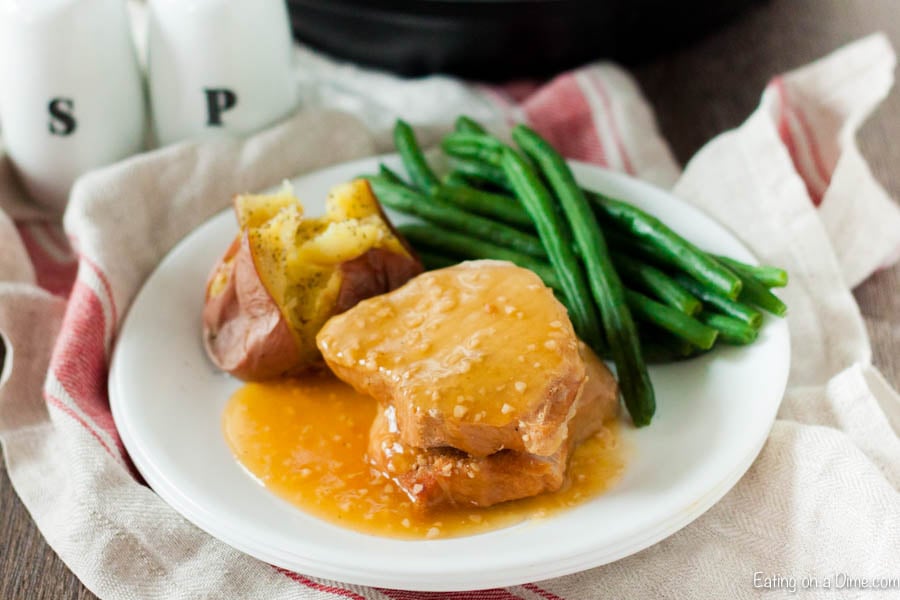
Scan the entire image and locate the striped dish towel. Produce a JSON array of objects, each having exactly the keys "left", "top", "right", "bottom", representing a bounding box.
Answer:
[{"left": 1, "top": 33, "right": 899, "bottom": 600}]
